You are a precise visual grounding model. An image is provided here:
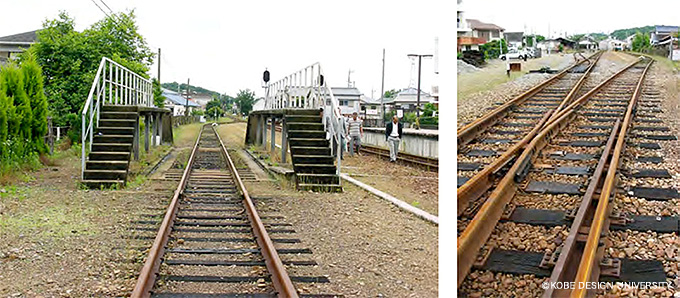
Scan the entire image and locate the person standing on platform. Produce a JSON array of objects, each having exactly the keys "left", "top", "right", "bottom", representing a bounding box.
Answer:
[
  {"left": 385, "top": 115, "right": 403, "bottom": 162},
  {"left": 347, "top": 112, "right": 363, "bottom": 156}
]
